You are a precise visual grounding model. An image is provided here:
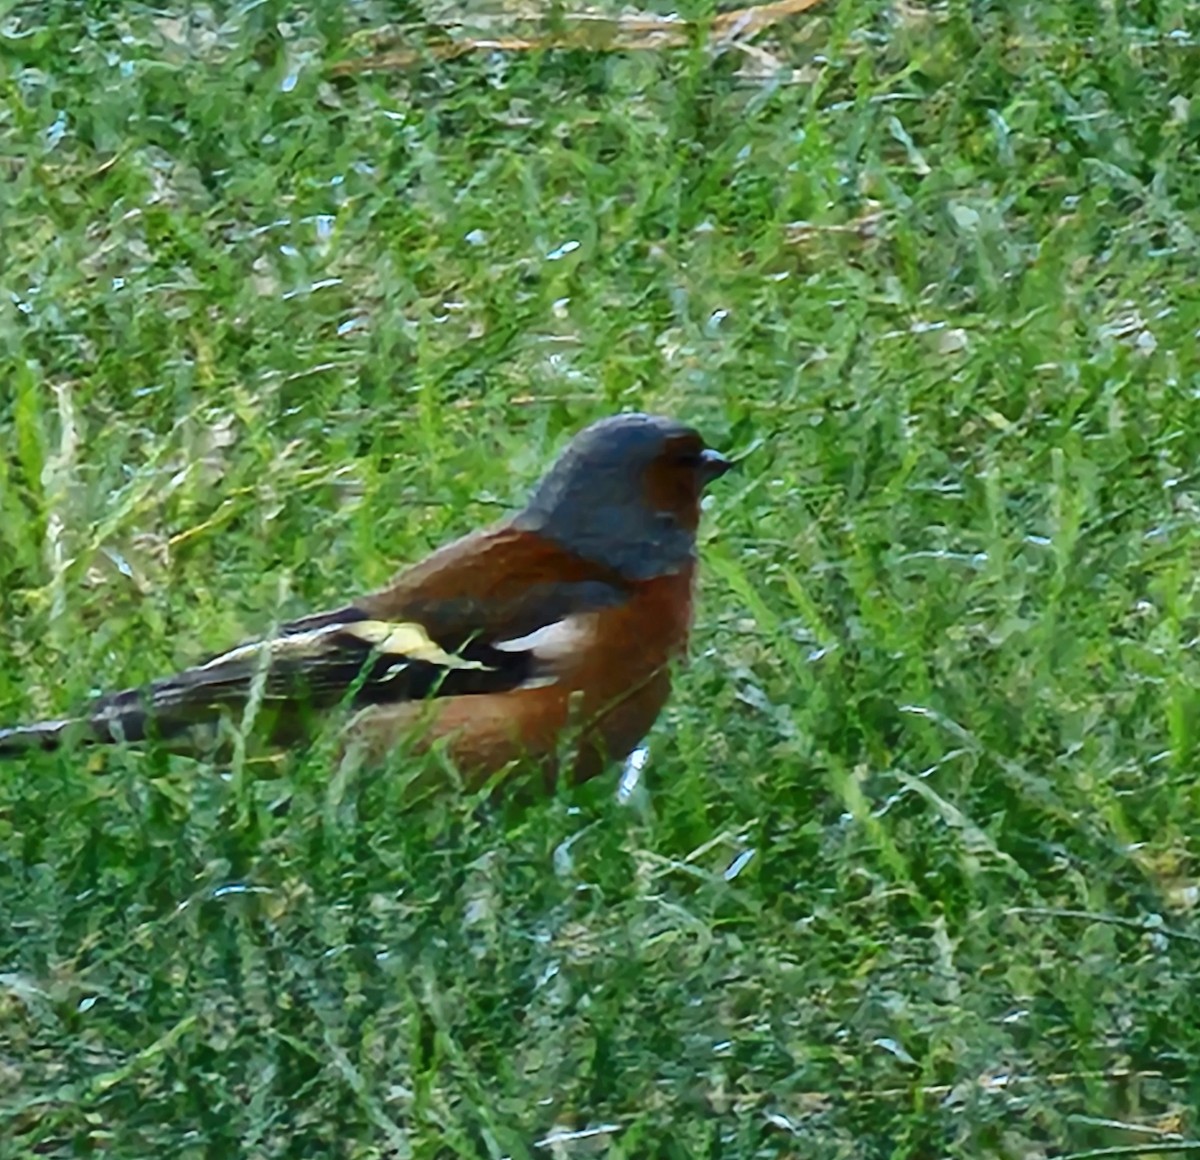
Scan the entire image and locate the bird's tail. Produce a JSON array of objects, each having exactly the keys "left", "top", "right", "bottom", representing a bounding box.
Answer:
[
  {"left": 0, "top": 626, "right": 349, "bottom": 761},
  {"left": 0, "top": 718, "right": 68, "bottom": 754},
  {"left": 0, "top": 717, "right": 98, "bottom": 755},
  {"left": 0, "top": 672, "right": 264, "bottom": 760},
  {"left": 0, "top": 700, "right": 158, "bottom": 757}
]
